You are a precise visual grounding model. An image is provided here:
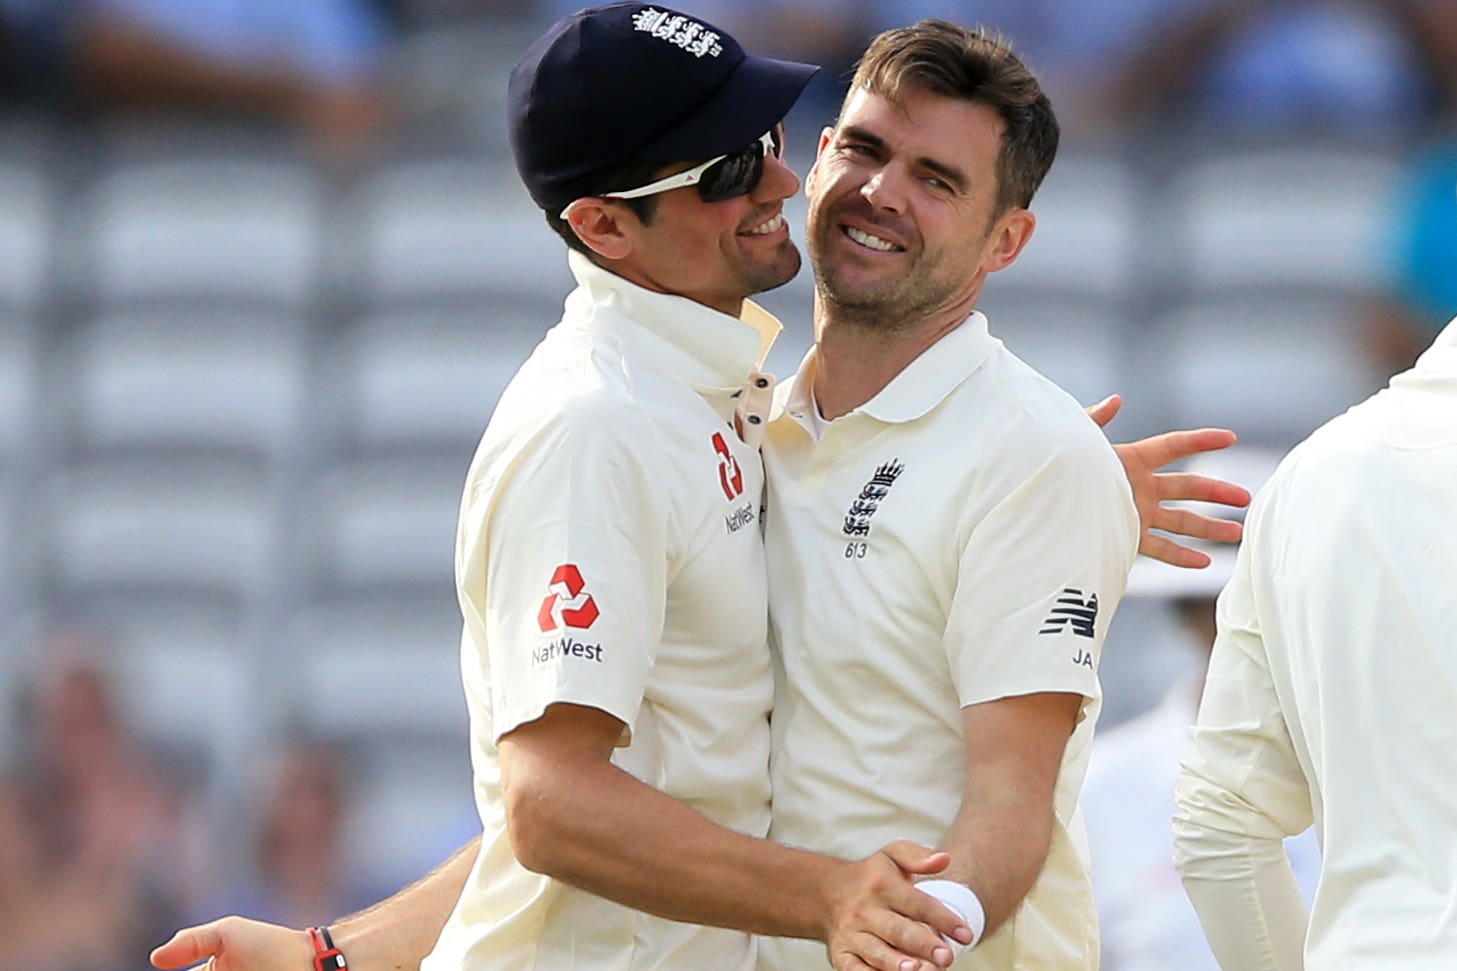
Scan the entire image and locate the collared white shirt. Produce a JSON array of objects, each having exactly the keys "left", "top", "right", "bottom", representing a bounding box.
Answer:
[
  {"left": 759, "top": 311, "right": 1139, "bottom": 971},
  {"left": 425, "top": 251, "right": 780, "bottom": 971},
  {"left": 1174, "top": 318, "right": 1457, "bottom": 971}
]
